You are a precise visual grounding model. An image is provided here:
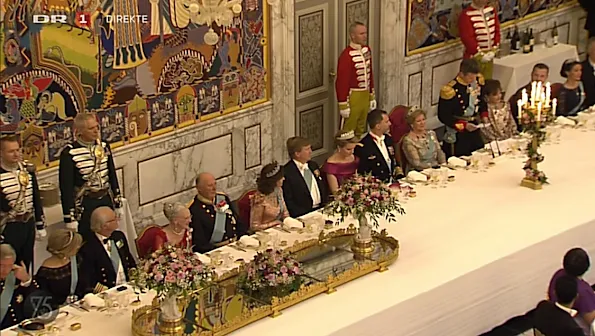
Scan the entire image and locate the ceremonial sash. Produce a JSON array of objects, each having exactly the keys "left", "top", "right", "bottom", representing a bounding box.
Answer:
[
  {"left": 421, "top": 132, "right": 437, "bottom": 164},
  {"left": 209, "top": 194, "right": 227, "bottom": 244},
  {"left": 568, "top": 82, "right": 586, "bottom": 116},
  {"left": 0, "top": 272, "right": 16, "bottom": 324},
  {"left": 70, "top": 256, "right": 78, "bottom": 297},
  {"left": 109, "top": 240, "right": 122, "bottom": 280},
  {"left": 276, "top": 190, "right": 285, "bottom": 221}
]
